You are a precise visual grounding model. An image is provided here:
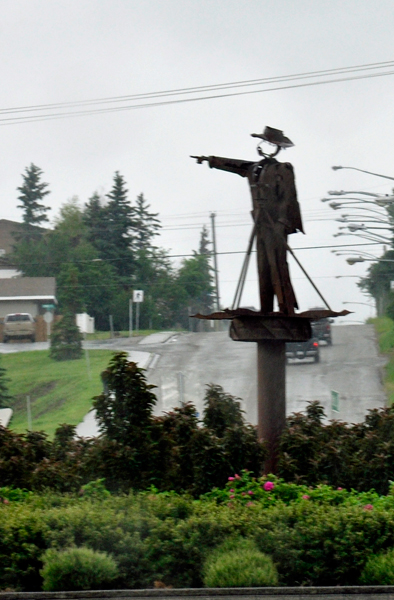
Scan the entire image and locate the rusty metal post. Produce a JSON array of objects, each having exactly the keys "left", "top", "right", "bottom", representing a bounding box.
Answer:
[{"left": 257, "top": 340, "right": 286, "bottom": 474}]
